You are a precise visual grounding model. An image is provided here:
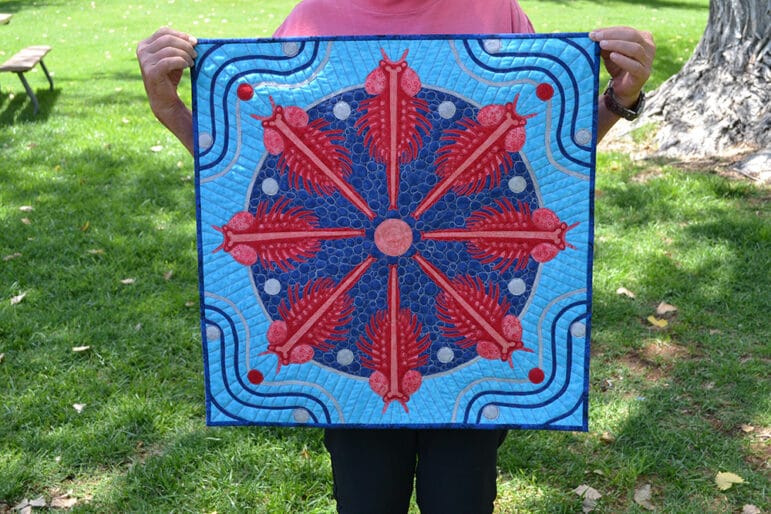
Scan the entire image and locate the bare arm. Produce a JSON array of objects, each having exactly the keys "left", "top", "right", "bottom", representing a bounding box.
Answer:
[
  {"left": 137, "top": 27, "right": 198, "bottom": 154},
  {"left": 590, "top": 27, "right": 656, "bottom": 141}
]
